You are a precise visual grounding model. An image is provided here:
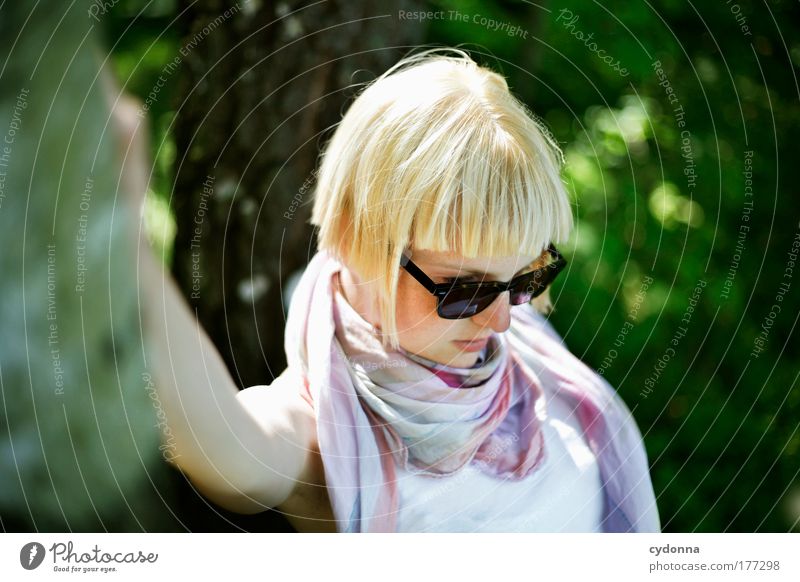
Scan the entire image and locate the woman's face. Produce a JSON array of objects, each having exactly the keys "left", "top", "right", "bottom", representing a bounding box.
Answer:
[{"left": 394, "top": 248, "right": 541, "bottom": 368}]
